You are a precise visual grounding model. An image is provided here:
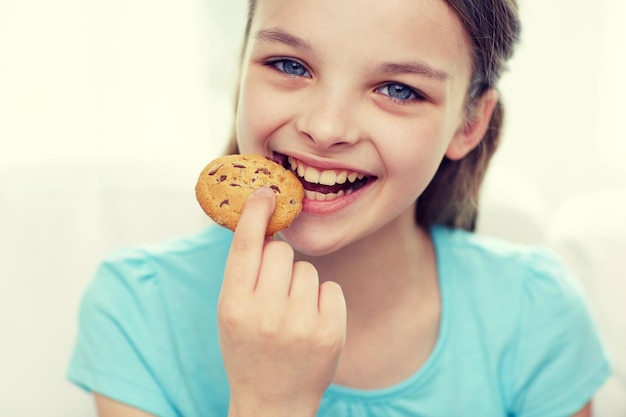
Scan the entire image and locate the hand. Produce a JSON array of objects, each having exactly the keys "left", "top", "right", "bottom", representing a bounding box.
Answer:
[{"left": 218, "top": 187, "right": 347, "bottom": 417}]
